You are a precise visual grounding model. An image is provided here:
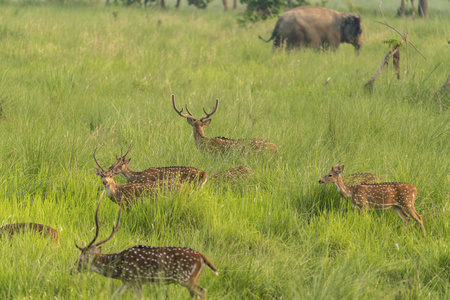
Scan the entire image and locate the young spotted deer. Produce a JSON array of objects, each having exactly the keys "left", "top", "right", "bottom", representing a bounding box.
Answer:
[
  {"left": 0, "top": 223, "right": 59, "bottom": 246},
  {"left": 112, "top": 147, "right": 207, "bottom": 186},
  {"left": 94, "top": 149, "right": 183, "bottom": 207},
  {"left": 319, "top": 164, "right": 425, "bottom": 235},
  {"left": 74, "top": 193, "right": 218, "bottom": 299},
  {"left": 345, "top": 173, "right": 382, "bottom": 185},
  {"left": 172, "top": 95, "right": 279, "bottom": 155},
  {"left": 212, "top": 165, "right": 253, "bottom": 184}
]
